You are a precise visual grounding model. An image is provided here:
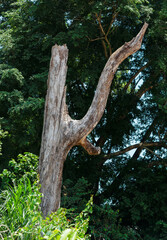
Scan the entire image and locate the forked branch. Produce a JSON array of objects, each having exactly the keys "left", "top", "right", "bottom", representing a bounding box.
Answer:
[{"left": 71, "top": 23, "right": 148, "bottom": 154}]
